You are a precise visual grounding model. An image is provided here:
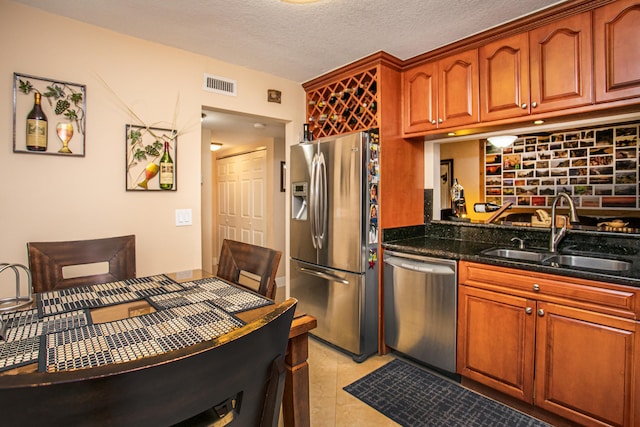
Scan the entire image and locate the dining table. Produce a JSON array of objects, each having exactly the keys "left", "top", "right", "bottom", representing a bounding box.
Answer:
[{"left": 0, "top": 269, "right": 316, "bottom": 427}]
